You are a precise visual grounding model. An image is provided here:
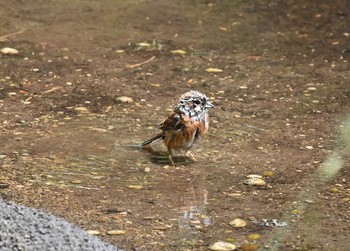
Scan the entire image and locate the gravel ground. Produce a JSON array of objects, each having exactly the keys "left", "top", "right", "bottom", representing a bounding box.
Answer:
[{"left": 0, "top": 199, "right": 121, "bottom": 251}]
